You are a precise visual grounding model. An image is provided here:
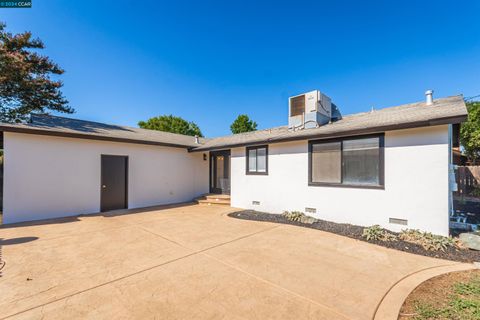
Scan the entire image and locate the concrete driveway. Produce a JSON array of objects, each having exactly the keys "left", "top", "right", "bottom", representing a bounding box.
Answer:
[{"left": 0, "top": 204, "right": 472, "bottom": 319}]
